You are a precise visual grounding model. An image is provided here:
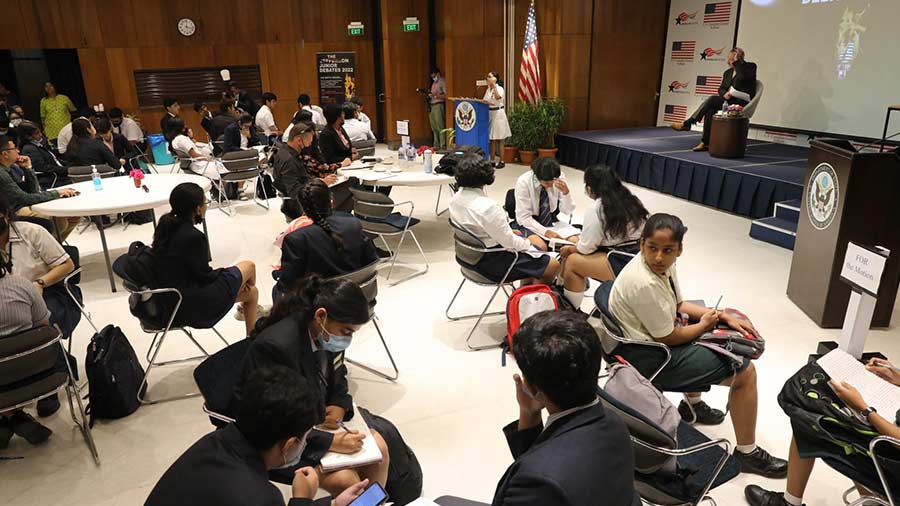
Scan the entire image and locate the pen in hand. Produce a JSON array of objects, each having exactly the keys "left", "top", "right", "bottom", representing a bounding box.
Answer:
[{"left": 336, "top": 420, "right": 352, "bottom": 433}]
